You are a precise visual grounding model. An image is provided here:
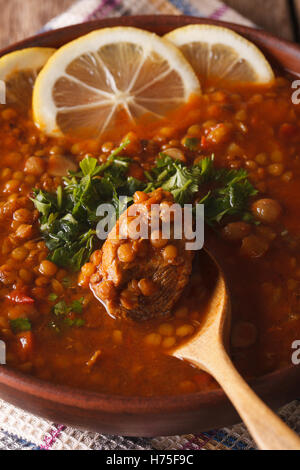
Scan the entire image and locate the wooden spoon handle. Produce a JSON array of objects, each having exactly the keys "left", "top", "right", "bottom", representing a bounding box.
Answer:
[{"left": 205, "top": 347, "right": 300, "bottom": 450}]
